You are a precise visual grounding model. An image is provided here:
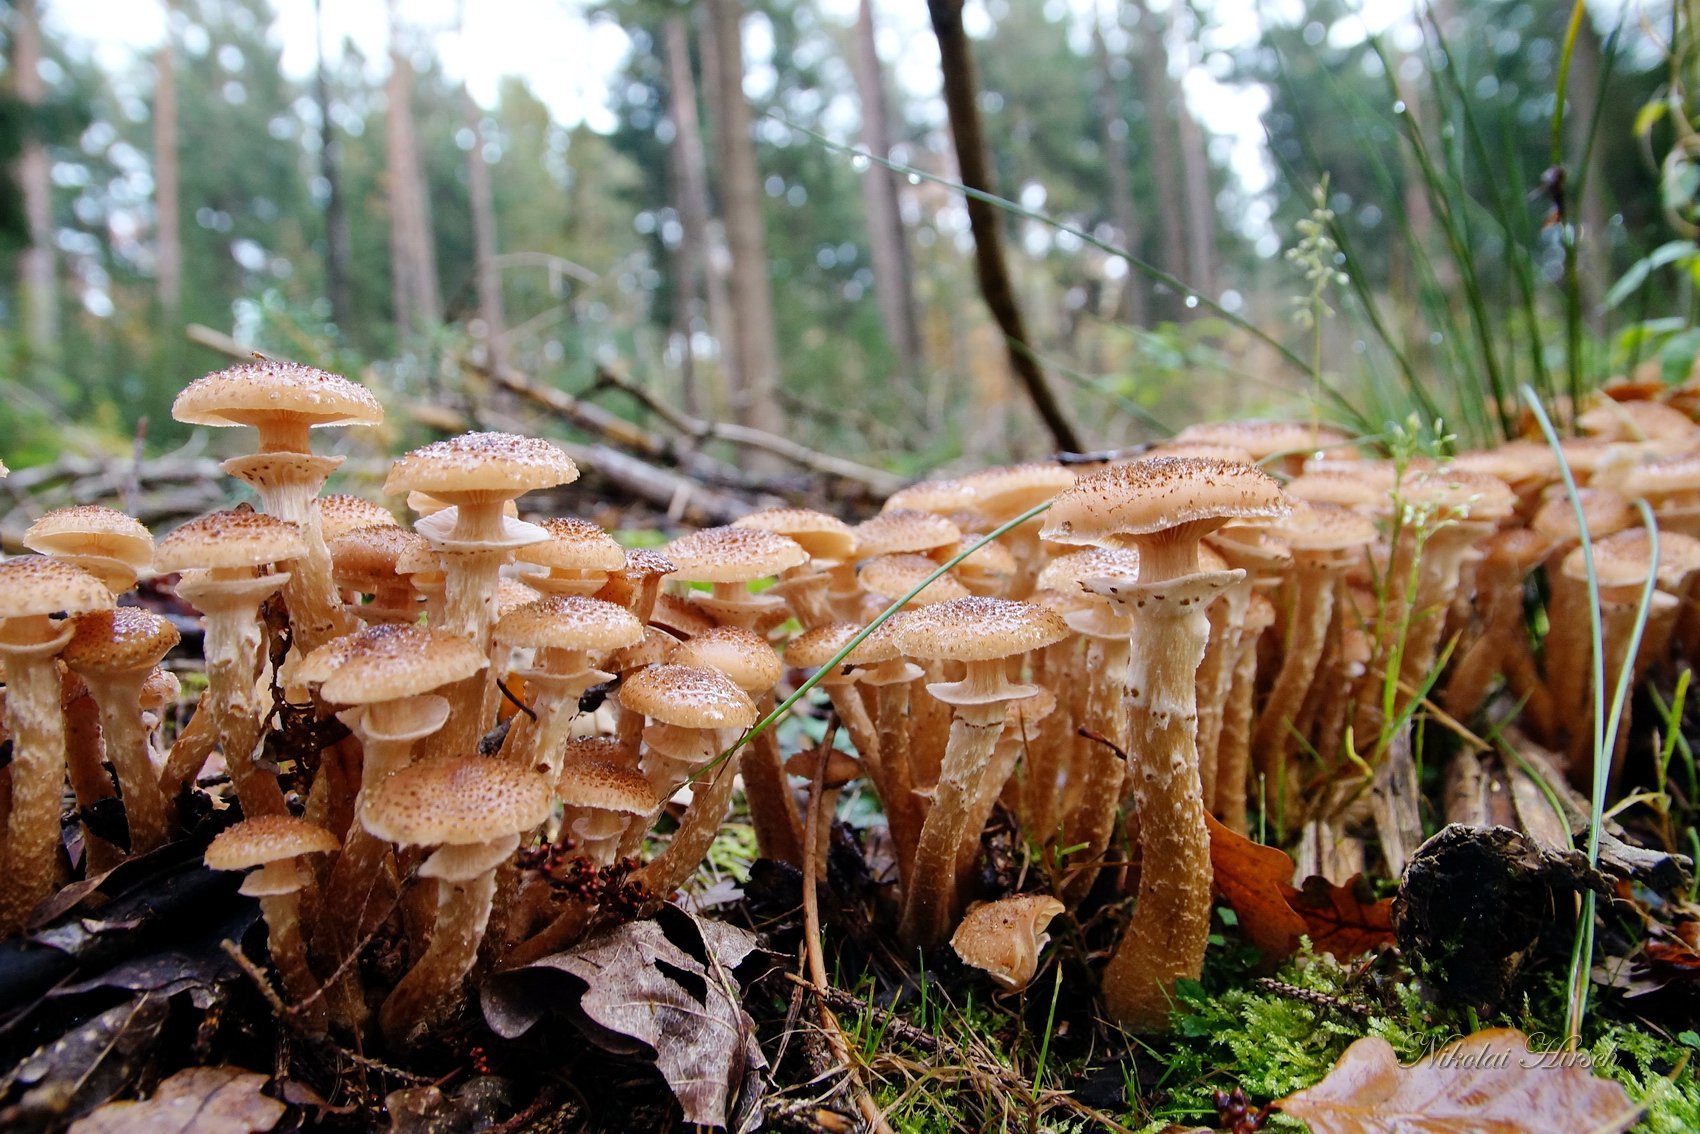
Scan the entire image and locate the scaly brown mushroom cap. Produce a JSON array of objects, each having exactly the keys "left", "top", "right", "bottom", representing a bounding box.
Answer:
[
  {"left": 662, "top": 526, "right": 808, "bottom": 583},
  {"left": 307, "top": 624, "right": 489, "bottom": 706},
  {"left": 733, "top": 508, "right": 857, "bottom": 562},
  {"left": 617, "top": 663, "right": 758, "bottom": 730},
  {"left": 894, "top": 596, "right": 1070, "bottom": 664},
  {"left": 1282, "top": 468, "right": 1396, "bottom": 512},
  {"left": 493, "top": 595, "right": 644, "bottom": 654},
  {"left": 329, "top": 524, "right": 427, "bottom": 587},
  {"left": 858, "top": 554, "right": 971, "bottom": 606},
  {"left": 950, "top": 894, "right": 1066, "bottom": 991},
  {"left": 384, "top": 432, "right": 579, "bottom": 501},
  {"left": 1397, "top": 468, "right": 1517, "bottom": 525},
  {"left": 23, "top": 505, "right": 154, "bottom": 570},
  {"left": 1578, "top": 397, "right": 1697, "bottom": 442},
  {"left": 318, "top": 494, "right": 399, "bottom": 540},
  {"left": 852, "top": 509, "right": 961, "bottom": 558},
  {"left": 784, "top": 622, "right": 863, "bottom": 670},
  {"left": 514, "top": 517, "right": 627, "bottom": 573},
  {"left": 172, "top": 361, "right": 383, "bottom": 448},
  {"left": 361, "top": 757, "right": 554, "bottom": 848},
  {"left": 1172, "top": 419, "right": 1352, "bottom": 465},
  {"left": 154, "top": 510, "right": 307, "bottom": 573},
  {"left": 882, "top": 478, "right": 975, "bottom": 516},
  {"left": 1532, "top": 486, "right": 1635, "bottom": 544},
  {"left": 666, "top": 626, "right": 783, "bottom": 694},
  {"left": 205, "top": 814, "right": 340, "bottom": 871},
  {"left": 556, "top": 759, "right": 659, "bottom": 814},
  {"left": 959, "top": 462, "right": 1077, "bottom": 521},
  {"left": 1271, "top": 502, "right": 1379, "bottom": 555},
  {"left": 61, "top": 608, "right": 180, "bottom": 676},
  {"left": 0, "top": 556, "right": 115, "bottom": 624}
]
